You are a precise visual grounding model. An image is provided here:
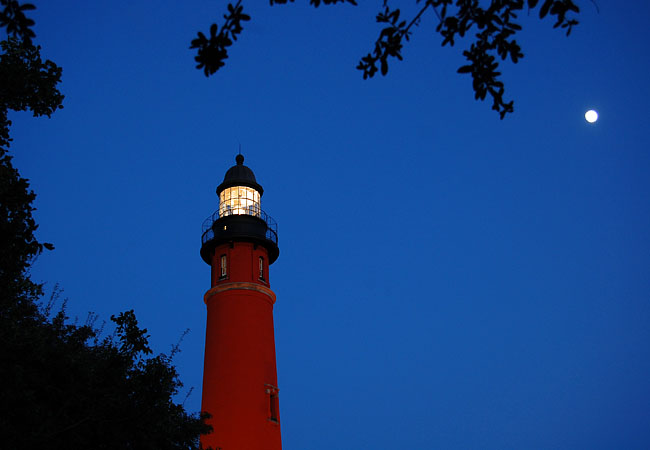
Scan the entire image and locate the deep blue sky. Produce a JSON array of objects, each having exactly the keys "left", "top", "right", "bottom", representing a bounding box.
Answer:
[{"left": 9, "top": 1, "right": 650, "bottom": 448}]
